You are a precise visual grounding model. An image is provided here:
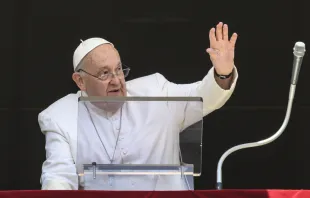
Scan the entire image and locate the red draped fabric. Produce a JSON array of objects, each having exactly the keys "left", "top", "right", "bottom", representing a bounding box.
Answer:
[{"left": 0, "top": 190, "right": 309, "bottom": 198}]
